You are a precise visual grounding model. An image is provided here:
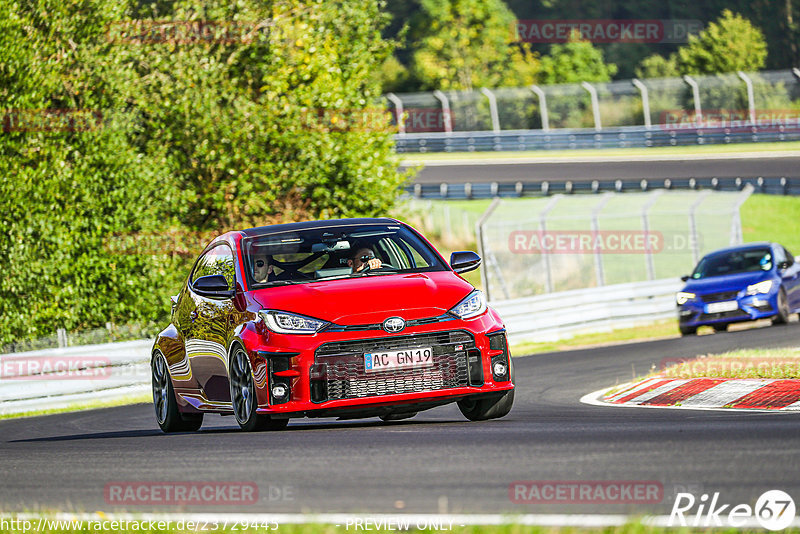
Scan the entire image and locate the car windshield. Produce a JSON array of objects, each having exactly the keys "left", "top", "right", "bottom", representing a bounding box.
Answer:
[
  {"left": 241, "top": 223, "right": 447, "bottom": 288},
  {"left": 691, "top": 248, "right": 772, "bottom": 279}
]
